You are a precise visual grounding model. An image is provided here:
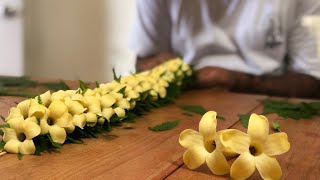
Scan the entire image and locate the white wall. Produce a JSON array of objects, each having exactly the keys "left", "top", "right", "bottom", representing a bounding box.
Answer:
[{"left": 24, "top": 0, "right": 136, "bottom": 83}]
